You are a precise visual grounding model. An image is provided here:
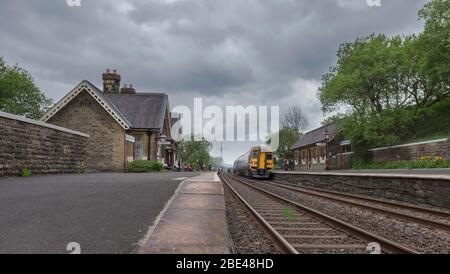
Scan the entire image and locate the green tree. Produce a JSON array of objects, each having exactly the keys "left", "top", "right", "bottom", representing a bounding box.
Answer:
[
  {"left": 177, "top": 136, "right": 212, "bottom": 170},
  {"left": 0, "top": 57, "right": 52, "bottom": 119},
  {"left": 317, "top": 0, "right": 450, "bottom": 159},
  {"left": 319, "top": 34, "right": 421, "bottom": 115},
  {"left": 267, "top": 128, "right": 302, "bottom": 167},
  {"left": 210, "top": 157, "right": 224, "bottom": 169},
  {"left": 416, "top": 0, "right": 450, "bottom": 108}
]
